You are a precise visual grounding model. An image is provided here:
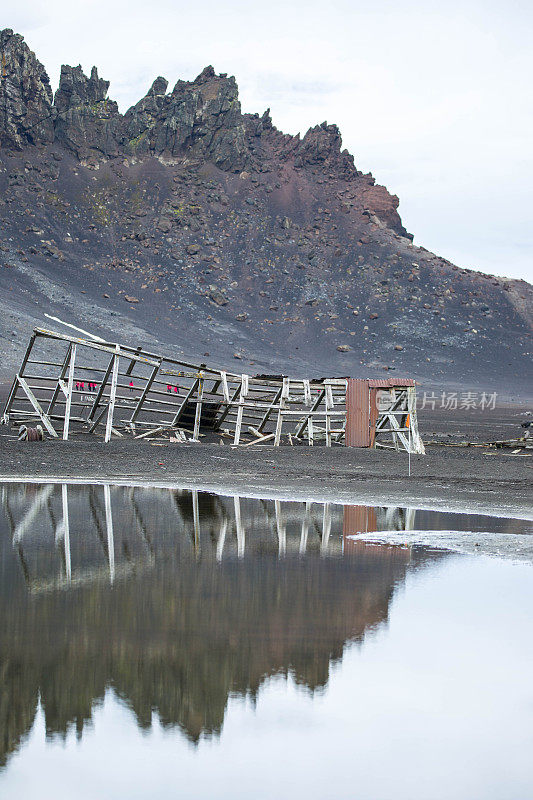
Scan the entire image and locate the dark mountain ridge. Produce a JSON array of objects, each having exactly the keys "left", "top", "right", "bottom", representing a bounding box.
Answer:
[{"left": 0, "top": 28, "right": 531, "bottom": 397}]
